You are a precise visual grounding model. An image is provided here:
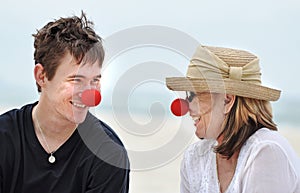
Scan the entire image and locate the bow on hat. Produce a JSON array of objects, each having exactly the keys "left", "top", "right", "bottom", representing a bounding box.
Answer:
[{"left": 186, "top": 46, "right": 262, "bottom": 85}]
